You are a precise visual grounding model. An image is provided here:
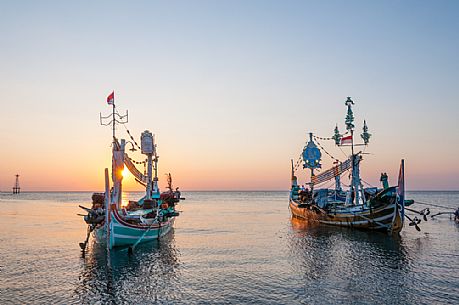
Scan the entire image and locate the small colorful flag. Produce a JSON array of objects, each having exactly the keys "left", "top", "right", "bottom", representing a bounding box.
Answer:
[
  {"left": 107, "top": 91, "right": 114, "bottom": 105},
  {"left": 340, "top": 135, "right": 352, "bottom": 145}
]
